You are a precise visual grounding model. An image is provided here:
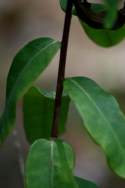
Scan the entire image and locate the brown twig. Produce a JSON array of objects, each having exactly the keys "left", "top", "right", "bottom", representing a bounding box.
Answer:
[{"left": 51, "top": 0, "right": 73, "bottom": 138}]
